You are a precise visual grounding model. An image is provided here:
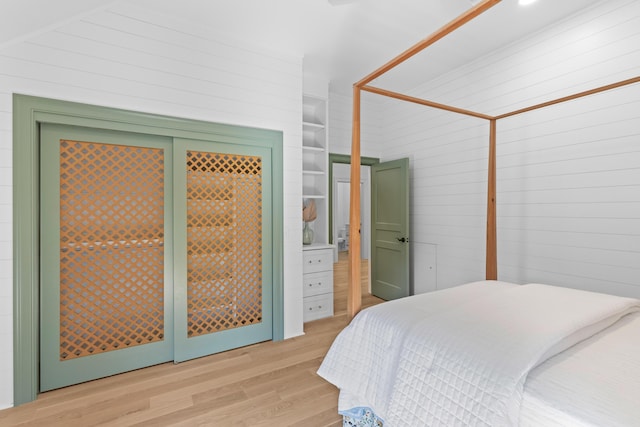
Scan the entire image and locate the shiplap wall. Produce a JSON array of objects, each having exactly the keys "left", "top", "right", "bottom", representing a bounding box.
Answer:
[
  {"left": 0, "top": 2, "right": 304, "bottom": 408},
  {"left": 379, "top": 98, "right": 491, "bottom": 291},
  {"left": 329, "top": 90, "right": 384, "bottom": 158},
  {"left": 497, "top": 86, "right": 640, "bottom": 297},
  {"left": 375, "top": 0, "right": 640, "bottom": 295}
]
